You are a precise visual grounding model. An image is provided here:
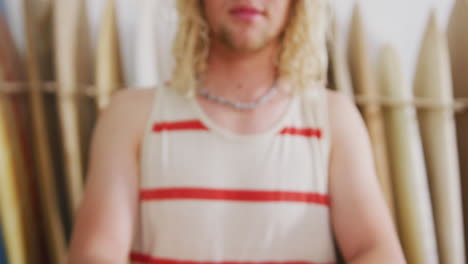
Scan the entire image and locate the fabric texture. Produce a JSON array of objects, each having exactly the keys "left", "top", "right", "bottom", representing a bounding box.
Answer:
[{"left": 130, "top": 85, "right": 336, "bottom": 264}]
